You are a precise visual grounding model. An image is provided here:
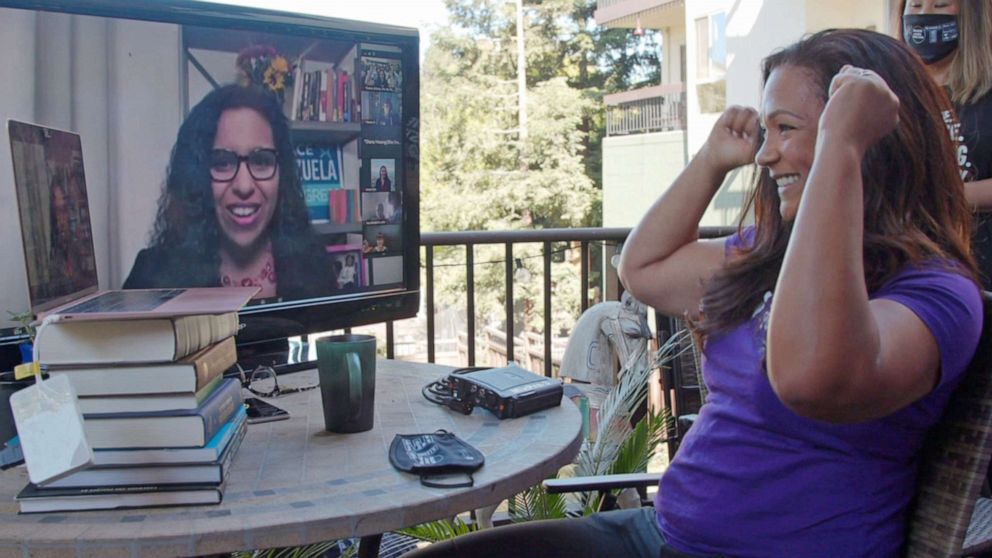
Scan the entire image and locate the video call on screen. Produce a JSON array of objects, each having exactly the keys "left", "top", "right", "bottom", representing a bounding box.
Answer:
[{"left": 0, "top": 8, "right": 415, "bottom": 330}]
